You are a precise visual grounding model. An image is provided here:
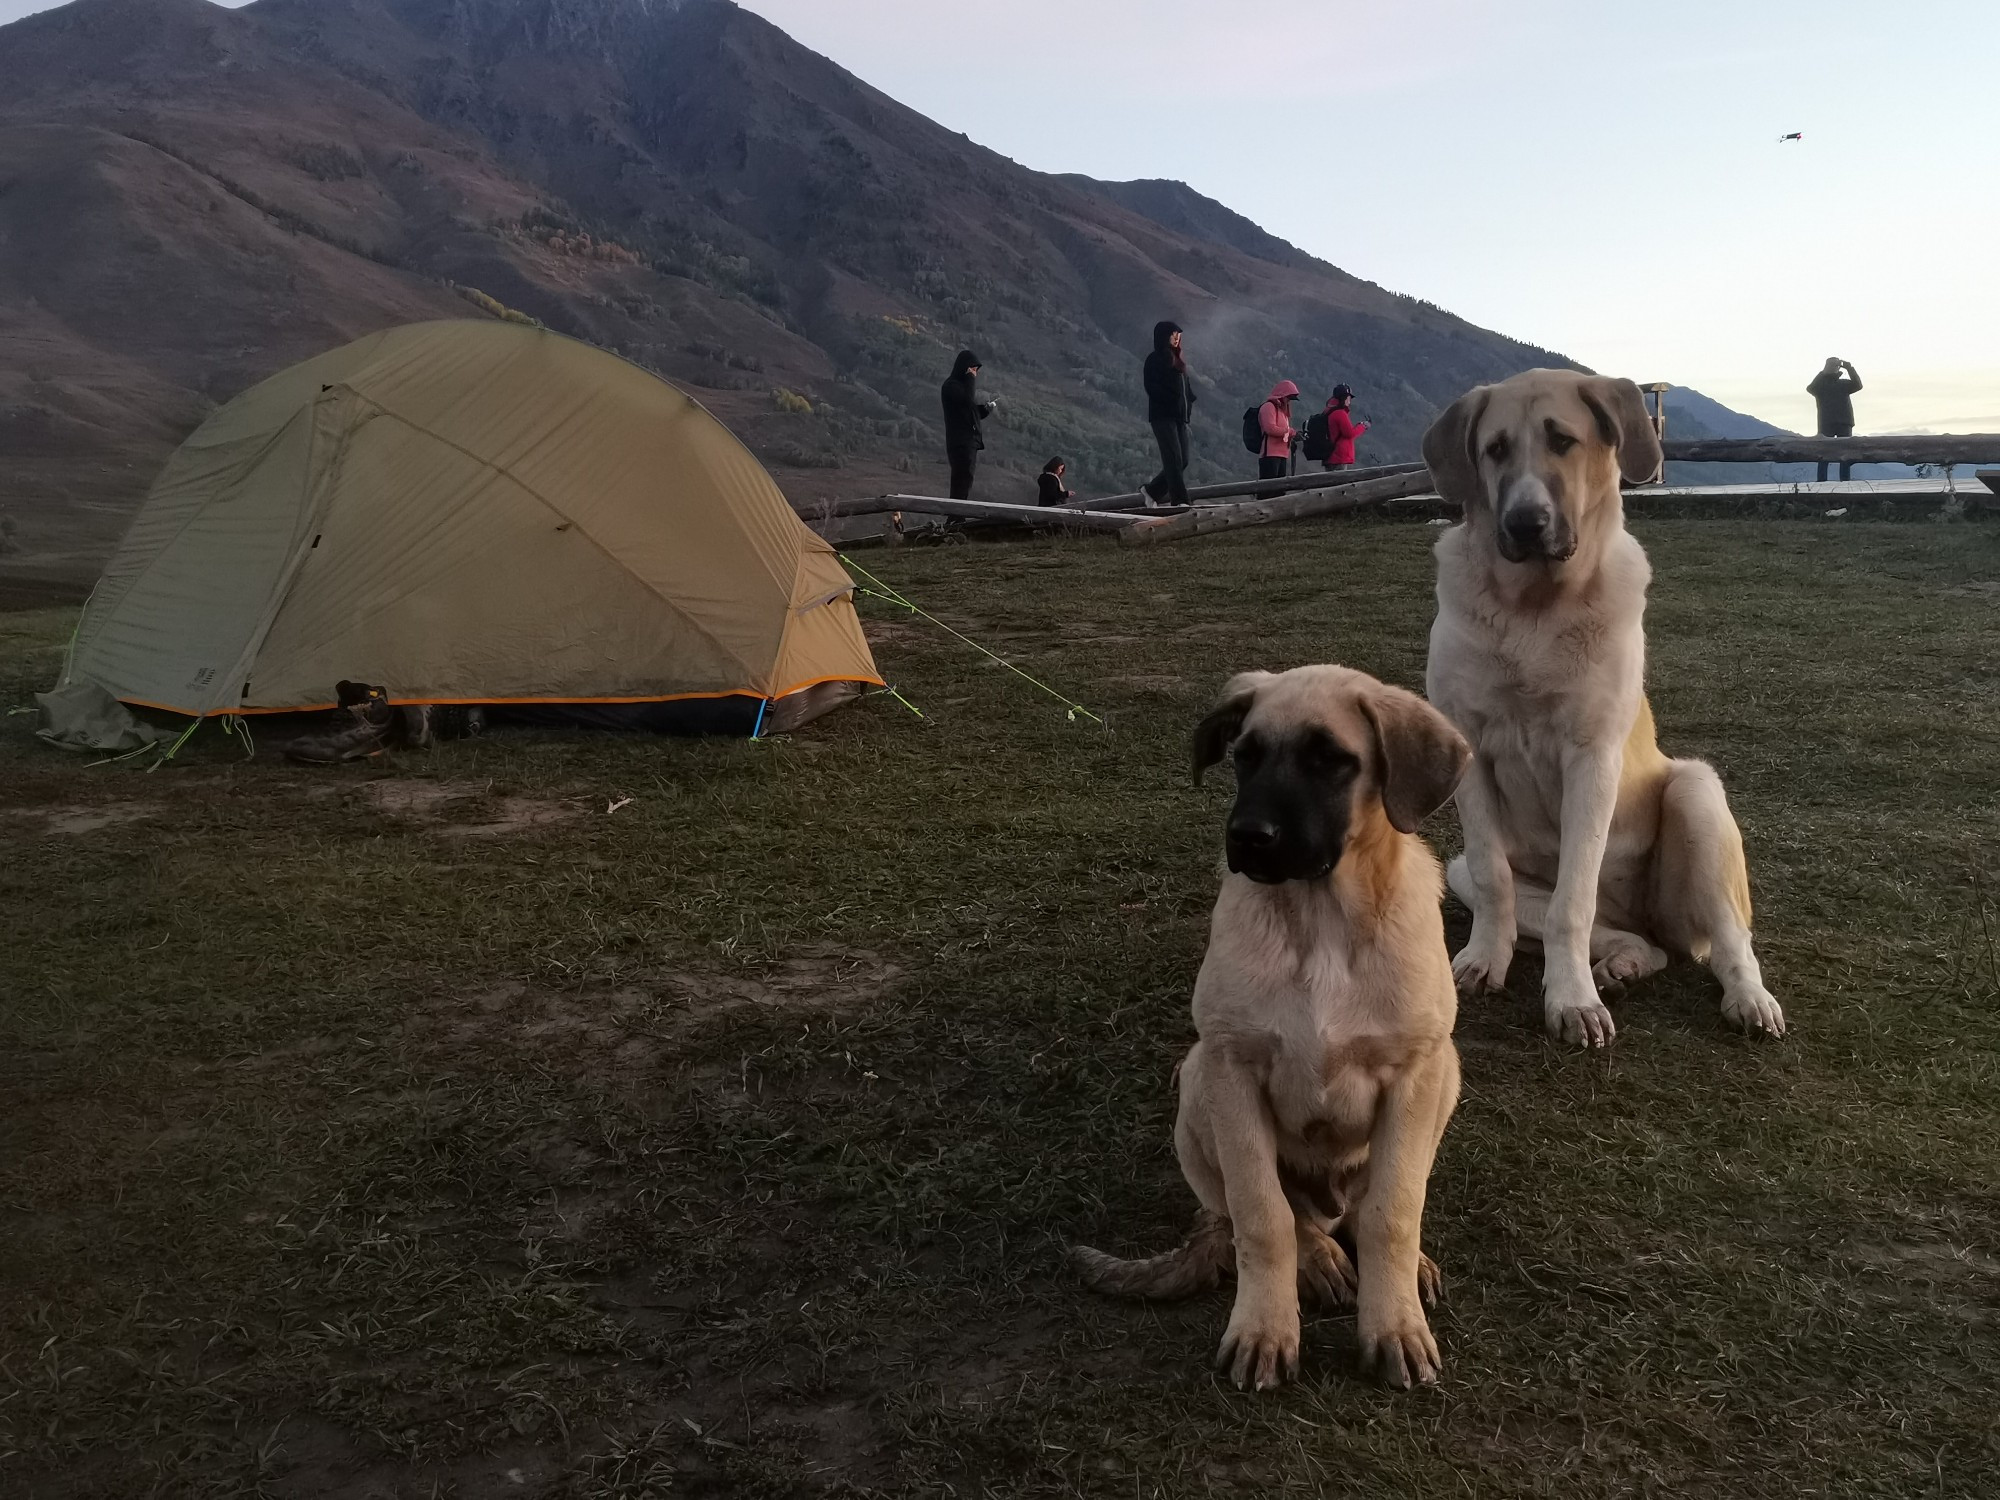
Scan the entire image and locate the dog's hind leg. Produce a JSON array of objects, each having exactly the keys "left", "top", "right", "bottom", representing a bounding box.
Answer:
[
  {"left": 1324, "top": 1171, "right": 1444, "bottom": 1310},
  {"left": 1650, "top": 759, "right": 1784, "bottom": 1036},
  {"left": 1295, "top": 1220, "right": 1357, "bottom": 1310},
  {"left": 1511, "top": 878, "right": 1667, "bottom": 997}
]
